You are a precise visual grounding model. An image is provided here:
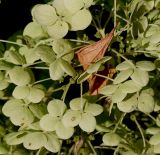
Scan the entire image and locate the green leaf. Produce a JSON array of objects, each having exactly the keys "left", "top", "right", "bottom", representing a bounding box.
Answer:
[
  {"left": 131, "top": 2, "right": 147, "bottom": 21},
  {"left": 49, "top": 60, "right": 64, "bottom": 80},
  {"left": 138, "top": 93, "right": 154, "bottom": 113},
  {"left": 131, "top": 68, "right": 149, "bottom": 86},
  {"left": 116, "top": 60, "right": 134, "bottom": 71},
  {"left": 0, "top": 80, "right": 9, "bottom": 90},
  {"left": 32, "top": 4, "right": 58, "bottom": 26},
  {"left": 150, "top": 33, "right": 160, "bottom": 44},
  {"left": 79, "top": 113, "right": 96, "bottom": 132},
  {"left": 52, "top": 39, "right": 74, "bottom": 63},
  {"left": 86, "top": 56, "right": 112, "bottom": 74},
  {"left": 27, "top": 87, "right": 45, "bottom": 103},
  {"left": 0, "top": 144, "right": 9, "bottom": 154},
  {"left": 102, "top": 133, "right": 121, "bottom": 146},
  {"left": 154, "top": 143, "right": 160, "bottom": 153},
  {"left": 0, "top": 125, "right": 5, "bottom": 137},
  {"left": 145, "top": 0, "right": 154, "bottom": 11},
  {"left": 23, "top": 132, "right": 47, "bottom": 150},
  {"left": 112, "top": 87, "right": 127, "bottom": 103},
  {"left": 44, "top": 133, "right": 60, "bottom": 153},
  {"left": 114, "top": 69, "right": 133, "bottom": 84},
  {"left": 136, "top": 61, "right": 155, "bottom": 71},
  {"left": 5, "top": 131, "right": 27, "bottom": 145},
  {"left": 23, "top": 22, "right": 47, "bottom": 39},
  {"left": 63, "top": 0, "right": 84, "bottom": 14},
  {"left": 141, "top": 88, "right": 154, "bottom": 96},
  {"left": 19, "top": 46, "right": 39, "bottom": 64},
  {"left": 149, "top": 133, "right": 160, "bottom": 145},
  {"left": 96, "top": 124, "right": 111, "bottom": 133},
  {"left": 83, "top": 0, "right": 93, "bottom": 7},
  {"left": 4, "top": 50, "right": 25, "bottom": 65},
  {"left": 62, "top": 109, "right": 81, "bottom": 127},
  {"left": 0, "top": 71, "right": 4, "bottom": 81},
  {"left": 117, "top": 94, "right": 138, "bottom": 113},
  {"left": 13, "top": 86, "right": 30, "bottom": 99},
  {"left": 156, "top": 114, "right": 160, "bottom": 127},
  {"left": 52, "top": 0, "right": 72, "bottom": 16},
  {"left": 55, "top": 121, "right": 74, "bottom": 139},
  {"left": 35, "top": 45, "right": 56, "bottom": 63},
  {"left": 65, "top": 9, "right": 92, "bottom": 31},
  {"left": 0, "top": 60, "right": 14, "bottom": 70},
  {"left": 146, "top": 127, "right": 160, "bottom": 135},
  {"left": 2, "top": 99, "right": 24, "bottom": 117},
  {"left": 145, "top": 24, "right": 160, "bottom": 37},
  {"left": 120, "top": 80, "right": 142, "bottom": 93},
  {"left": 138, "top": 16, "right": 148, "bottom": 33},
  {"left": 155, "top": 0, "right": 160, "bottom": 8},
  {"left": 131, "top": 21, "right": 138, "bottom": 38},
  {"left": 0, "top": 42, "right": 5, "bottom": 53},
  {"left": 47, "top": 20, "right": 69, "bottom": 39},
  {"left": 40, "top": 114, "right": 59, "bottom": 131},
  {"left": 47, "top": 99, "right": 66, "bottom": 117},
  {"left": 99, "top": 84, "right": 118, "bottom": 96},
  {"left": 8, "top": 66, "right": 32, "bottom": 86},
  {"left": 84, "top": 104, "right": 103, "bottom": 116},
  {"left": 27, "top": 122, "right": 41, "bottom": 131},
  {"left": 29, "top": 103, "right": 47, "bottom": 119},
  {"left": 77, "top": 71, "right": 91, "bottom": 83},
  {"left": 69, "top": 97, "right": 86, "bottom": 110},
  {"left": 59, "top": 58, "right": 76, "bottom": 77},
  {"left": 122, "top": 151, "right": 138, "bottom": 155},
  {"left": 0, "top": 90, "right": 4, "bottom": 98},
  {"left": 10, "top": 106, "right": 34, "bottom": 126},
  {"left": 13, "top": 149, "right": 29, "bottom": 155},
  {"left": 129, "top": 0, "right": 140, "bottom": 14}
]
